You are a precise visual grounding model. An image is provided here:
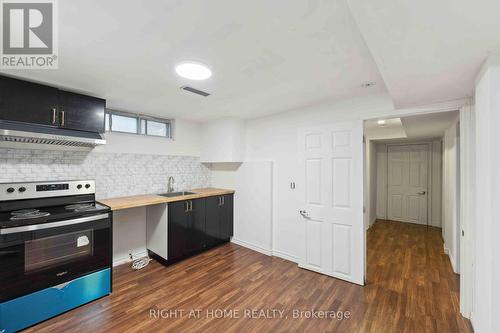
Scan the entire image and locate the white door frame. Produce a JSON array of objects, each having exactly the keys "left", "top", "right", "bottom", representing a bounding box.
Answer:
[{"left": 363, "top": 104, "right": 474, "bottom": 319}]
